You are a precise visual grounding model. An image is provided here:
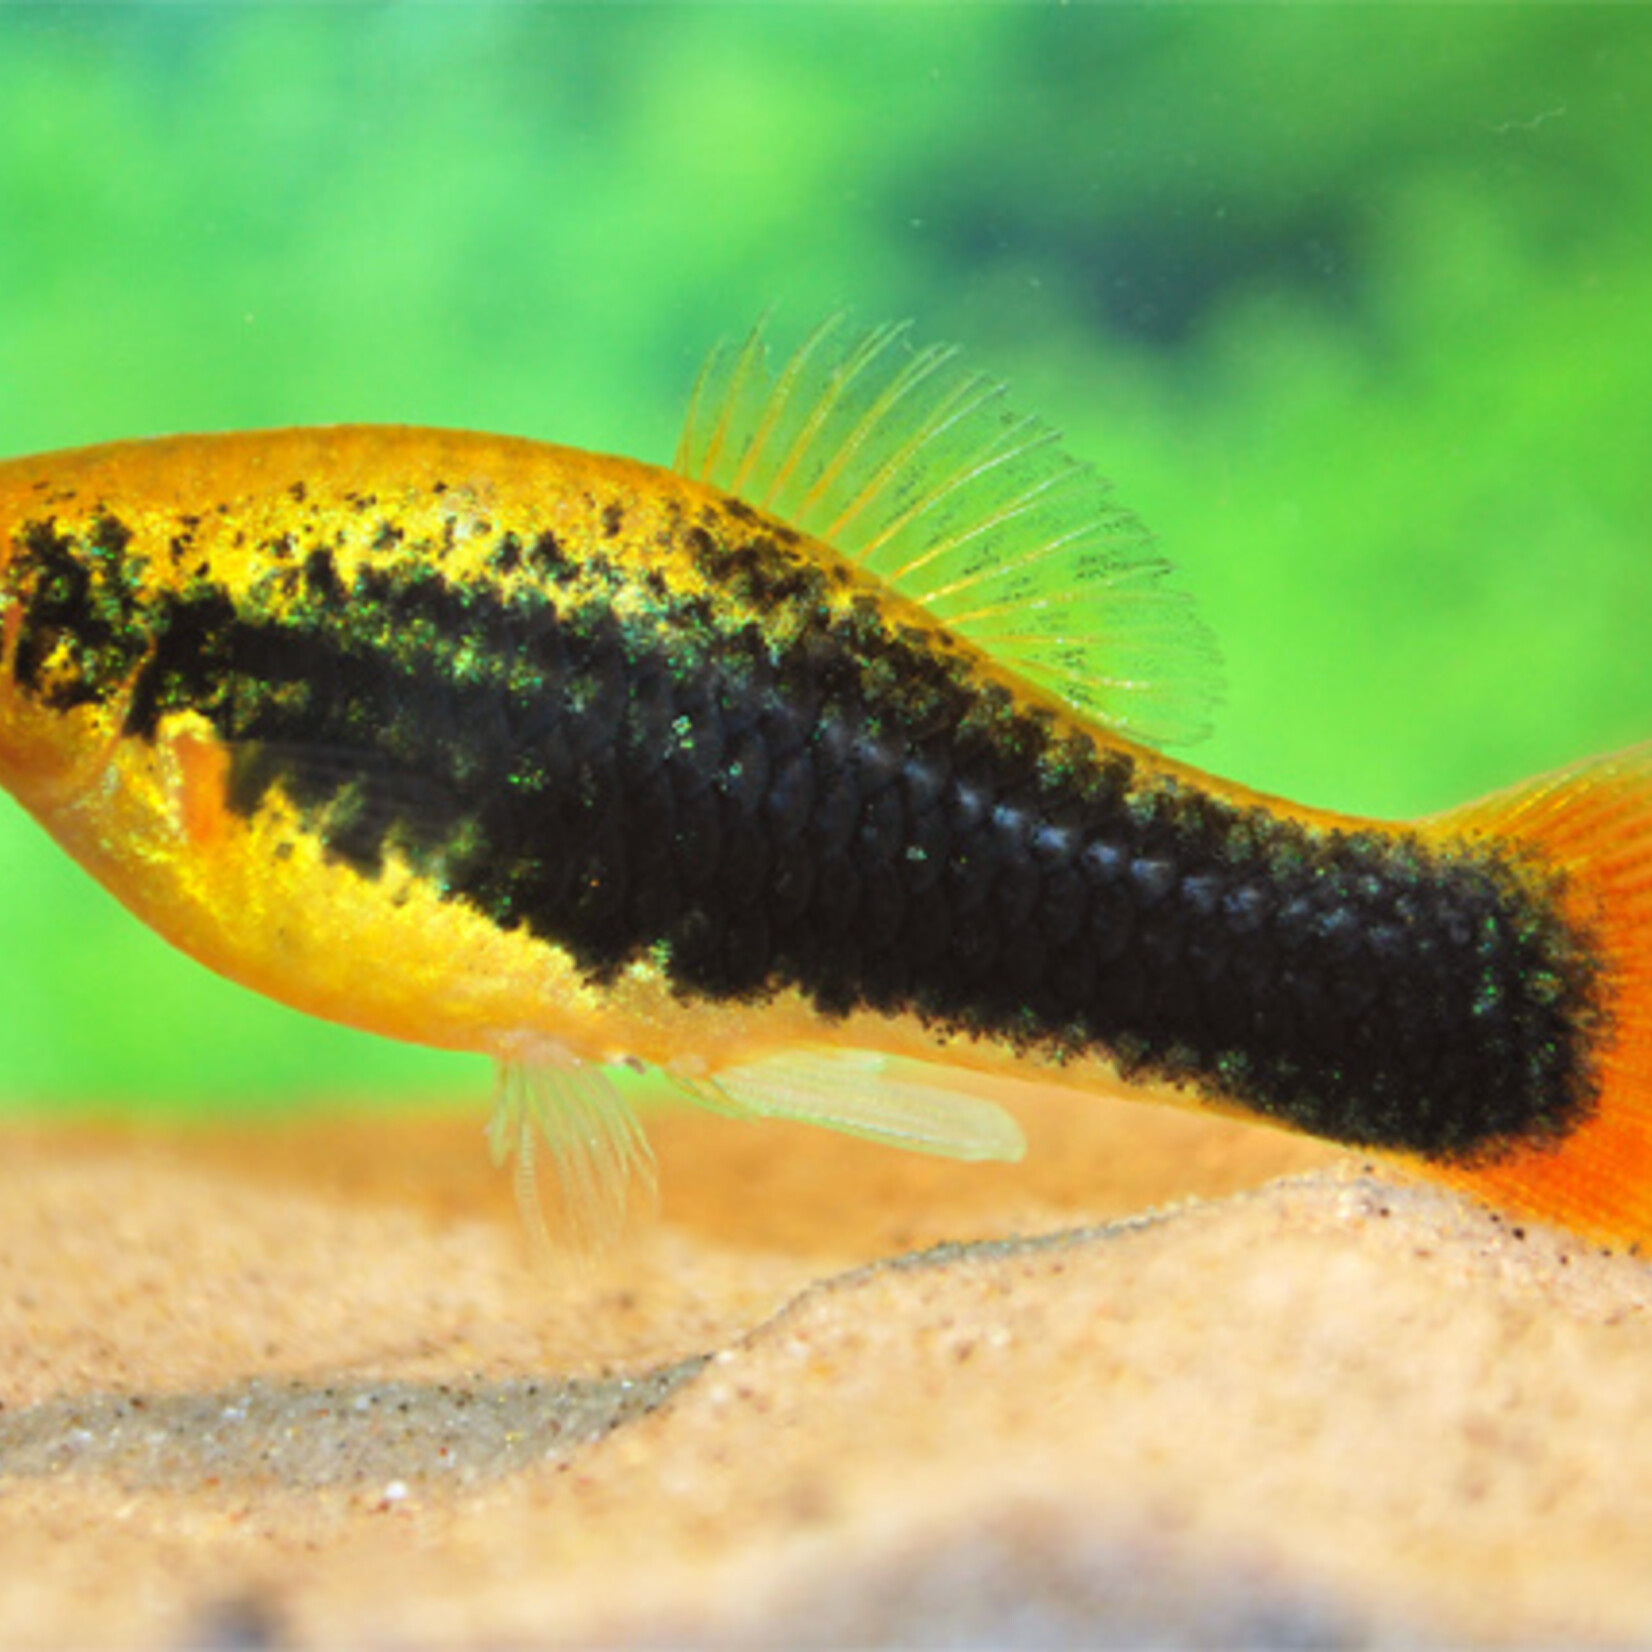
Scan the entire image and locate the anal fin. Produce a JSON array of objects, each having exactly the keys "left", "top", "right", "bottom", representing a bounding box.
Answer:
[{"left": 688, "top": 1047, "right": 1027, "bottom": 1163}]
